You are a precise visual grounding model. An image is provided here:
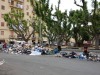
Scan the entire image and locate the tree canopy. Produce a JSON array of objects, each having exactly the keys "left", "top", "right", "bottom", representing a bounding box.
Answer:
[
  {"left": 4, "top": 10, "right": 34, "bottom": 42},
  {"left": 30, "top": 0, "right": 72, "bottom": 46}
]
